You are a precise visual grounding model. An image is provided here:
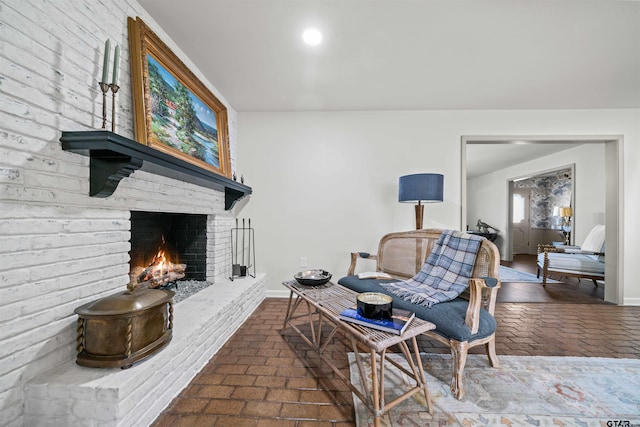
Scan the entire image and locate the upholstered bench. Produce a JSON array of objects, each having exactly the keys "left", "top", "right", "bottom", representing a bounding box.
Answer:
[
  {"left": 337, "top": 229, "right": 501, "bottom": 400},
  {"left": 537, "top": 224, "right": 605, "bottom": 285}
]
